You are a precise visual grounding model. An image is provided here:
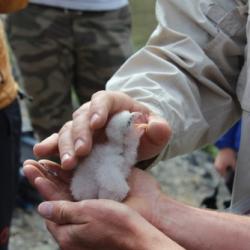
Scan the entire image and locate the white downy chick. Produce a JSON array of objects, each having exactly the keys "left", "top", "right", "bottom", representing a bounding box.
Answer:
[{"left": 70, "top": 110, "right": 147, "bottom": 201}]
